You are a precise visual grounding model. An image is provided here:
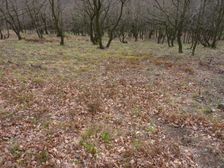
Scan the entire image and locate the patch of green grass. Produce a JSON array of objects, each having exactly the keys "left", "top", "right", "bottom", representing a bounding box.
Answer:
[
  {"left": 72, "top": 159, "right": 81, "bottom": 166},
  {"left": 79, "top": 125, "right": 101, "bottom": 153},
  {"left": 202, "top": 106, "right": 213, "bottom": 115},
  {"left": 80, "top": 141, "right": 97, "bottom": 155},
  {"left": 15, "top": 91, "right": 34, "bottom": 108},
  {"left": 0, "top": 108, "right": 14, "bottom": 120},
  {"left": 81, "top": 126, "right": 100, "bottom": 140},
  {"left": 132, "top": 139, "right": 143, "bottom": 150},
  {"left": 32, "top": 76, "right": 46, "bottom": 87},
  {"left": 10, "top": 143, "right": 22, "bottom": 159},
  {"left": 36, "top": 150, "right": 49, "bottom": 163},
  {"left": 29, "top": 116, "right": 39, "bottom": 125},
  {"left": 42, "top": 120, "right": 51, "bottom": 129},
  {"left": 132, "top": 106, "right": 142, "bottom": 117},
  {"left": 77, "top": 66, "right": 93, "bottom": 73},
  {"left": 146, "top": 123, "right": 157, "bottom": 134},
  {"left": 101, "top": 131, "right": 111, "bottom": 143}
]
